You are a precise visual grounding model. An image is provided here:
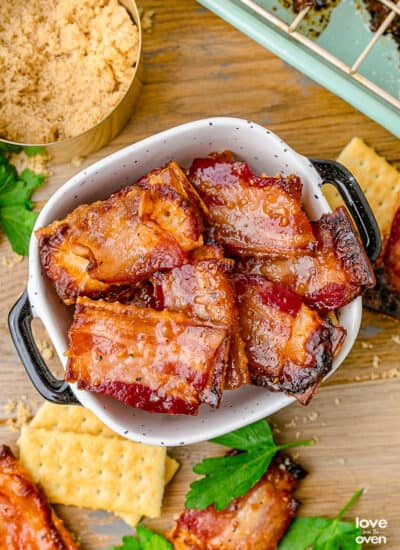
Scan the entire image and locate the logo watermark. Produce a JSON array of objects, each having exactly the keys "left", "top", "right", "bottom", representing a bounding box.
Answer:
[{"left": 355, "top": 517, "right": 388, "bottom": 545}]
